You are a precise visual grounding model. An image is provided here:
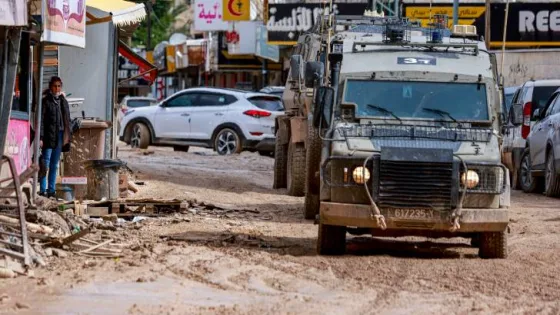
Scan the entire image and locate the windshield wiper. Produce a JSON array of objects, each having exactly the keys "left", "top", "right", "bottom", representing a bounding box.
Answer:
[
  {"left": 422, "top": 107, "right": 458, "bottom": 123},
  {"left": 367, "top": 104, "right": 402, "bottom": 122}
]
